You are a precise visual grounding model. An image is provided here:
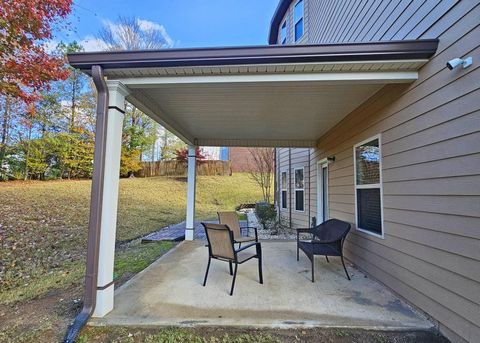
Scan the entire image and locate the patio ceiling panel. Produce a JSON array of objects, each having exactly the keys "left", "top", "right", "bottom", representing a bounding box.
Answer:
[
  {"left": 68, "top": 40, "right": 439, "bottom": 147},
  {"left": 126, "top": 81, "right": 384, "bottom": 147}
]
